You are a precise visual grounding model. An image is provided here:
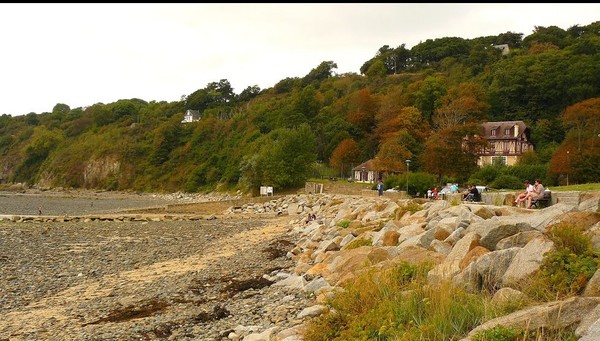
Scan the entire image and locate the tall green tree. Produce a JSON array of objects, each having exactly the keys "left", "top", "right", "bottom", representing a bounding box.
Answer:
[
  {"left": 240, "top": 123, "right": 317, "bottom": 190},
  {"left": 408, "top": 75, "right": 447, "bottom": 124},
  {"left": 13, "top": 126, "right": 64, "bottom": 185},
  {"left": 302, "top": 61, "right": 337, "bottom": 86}
]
